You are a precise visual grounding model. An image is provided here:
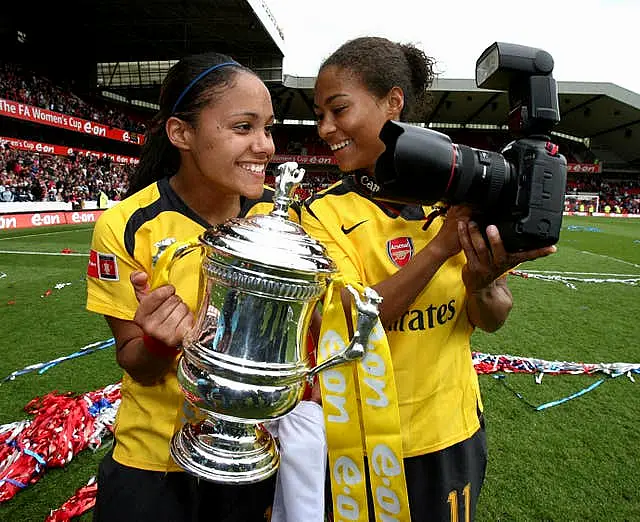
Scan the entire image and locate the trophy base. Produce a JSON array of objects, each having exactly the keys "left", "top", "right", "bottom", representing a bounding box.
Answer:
[{"left": 170, "top": 417, "right": 279, "bottom": 485}]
